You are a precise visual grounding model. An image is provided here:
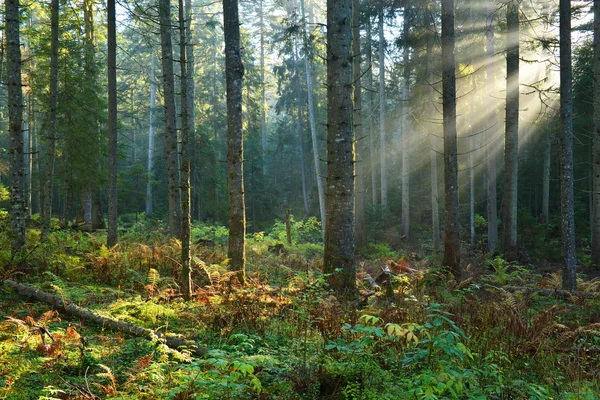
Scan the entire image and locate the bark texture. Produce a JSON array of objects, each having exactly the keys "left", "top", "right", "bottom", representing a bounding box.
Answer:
[
  {"left": 323, "top": 0, "right": 356, "bottom": 297},
  {"left": 160, "top": 0, "right": 182, "bottom": 237},
  {"left": 441, "top": 0, "right": 460, "bottom": 276},
  {"left": 401, "top": 7, "right": 411, "bottom": 239},
  {"left": 592, "top": 0, "right": 600, "bottom": 265},
  {"left": 486, "top": 0, "right": 498, "bottom": 252},
  {"left": 224, "top": 0, "right": 246, "bottom": 282},
  {"left": 6, "top": 0, "right": 26, "bottom": 253},
  {"left": 502, "top": 0, "right": 519, "bottom": 256},
  {"left": 378, "top": 7, "right": 388, "bottom": 208},
  {"left": 366, "top": 20, "right": 378, "bottom": 207},
  {"left": 560, "top": 0, "right": 577, "bottom": 290},
  {"left": 293, "top": 38, "right": 310, "bottom": 215},
  {"left": 107, "top": 0, "right": 118, "bottom": 248}
]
